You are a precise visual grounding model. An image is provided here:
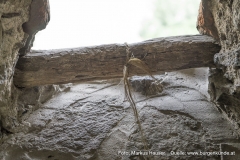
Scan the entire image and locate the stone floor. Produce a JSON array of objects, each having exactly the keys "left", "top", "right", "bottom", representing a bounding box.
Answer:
[{"left": 1, "top": 68, "right": 240, "bottom": 160}]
